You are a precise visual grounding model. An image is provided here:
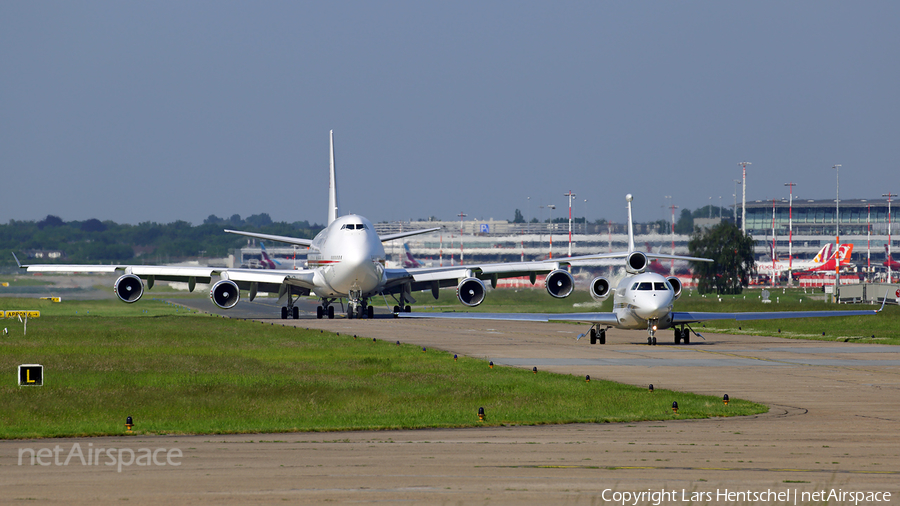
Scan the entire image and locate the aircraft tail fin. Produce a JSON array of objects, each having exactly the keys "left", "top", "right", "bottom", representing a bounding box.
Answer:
[
  {"left": 626, "top": 194, "right": 635, "bottom": 253},
  {"left": 328, "top": 130, "right": 339, "bottom": 225},
  {"left": 838, "top": 243, "right": 853, "bottom": 264},
  {"left": 812, "top": 243, "right": 834, "bottom": 263}
]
